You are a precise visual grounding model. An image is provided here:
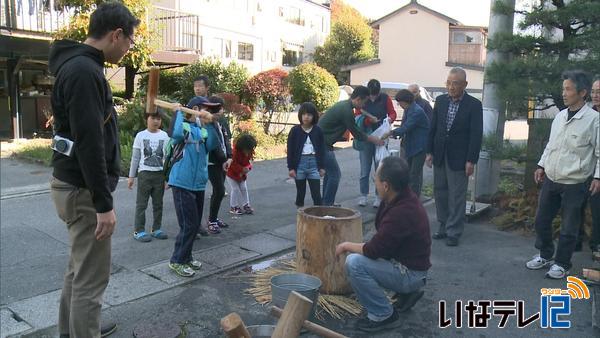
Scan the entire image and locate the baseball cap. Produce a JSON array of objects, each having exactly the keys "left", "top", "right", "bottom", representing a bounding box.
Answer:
[{"left": 186, "top": 96, "right": 221, "bottom": 109}]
